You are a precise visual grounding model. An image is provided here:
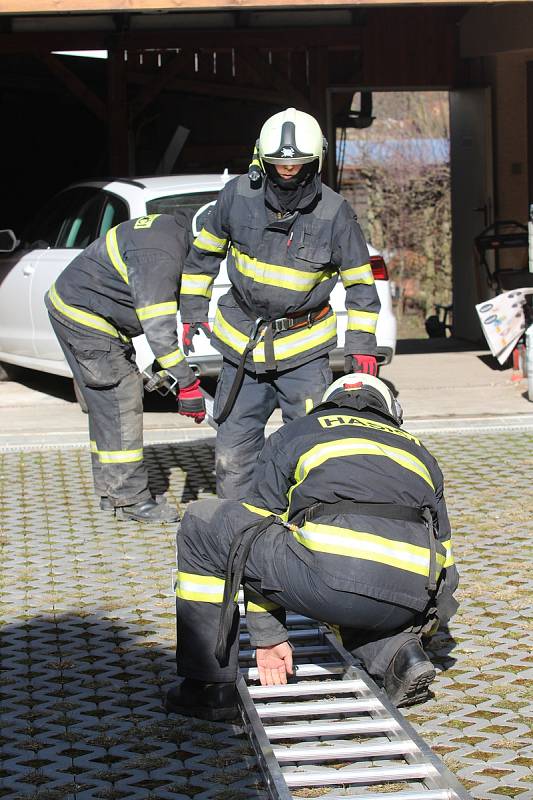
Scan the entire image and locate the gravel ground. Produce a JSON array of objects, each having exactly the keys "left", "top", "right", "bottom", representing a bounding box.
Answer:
[{"left": 0, "top": 430, "right": 531, "bottom": 800}]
